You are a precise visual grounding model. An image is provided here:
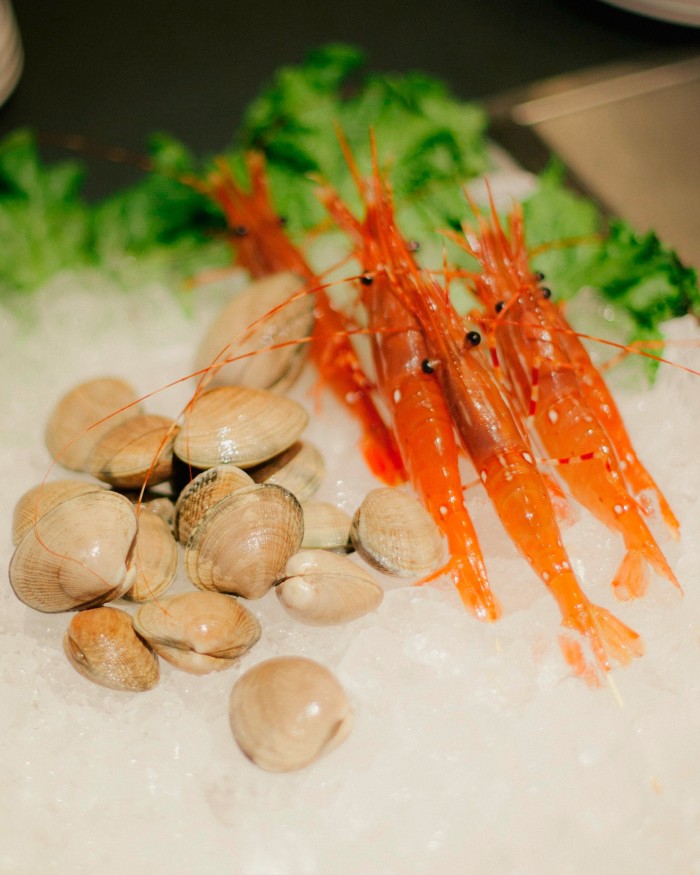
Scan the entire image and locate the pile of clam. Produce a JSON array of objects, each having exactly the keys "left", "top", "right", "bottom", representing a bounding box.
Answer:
[{"left": 8, "top": 273, "right": 444, "bottom": 772}]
